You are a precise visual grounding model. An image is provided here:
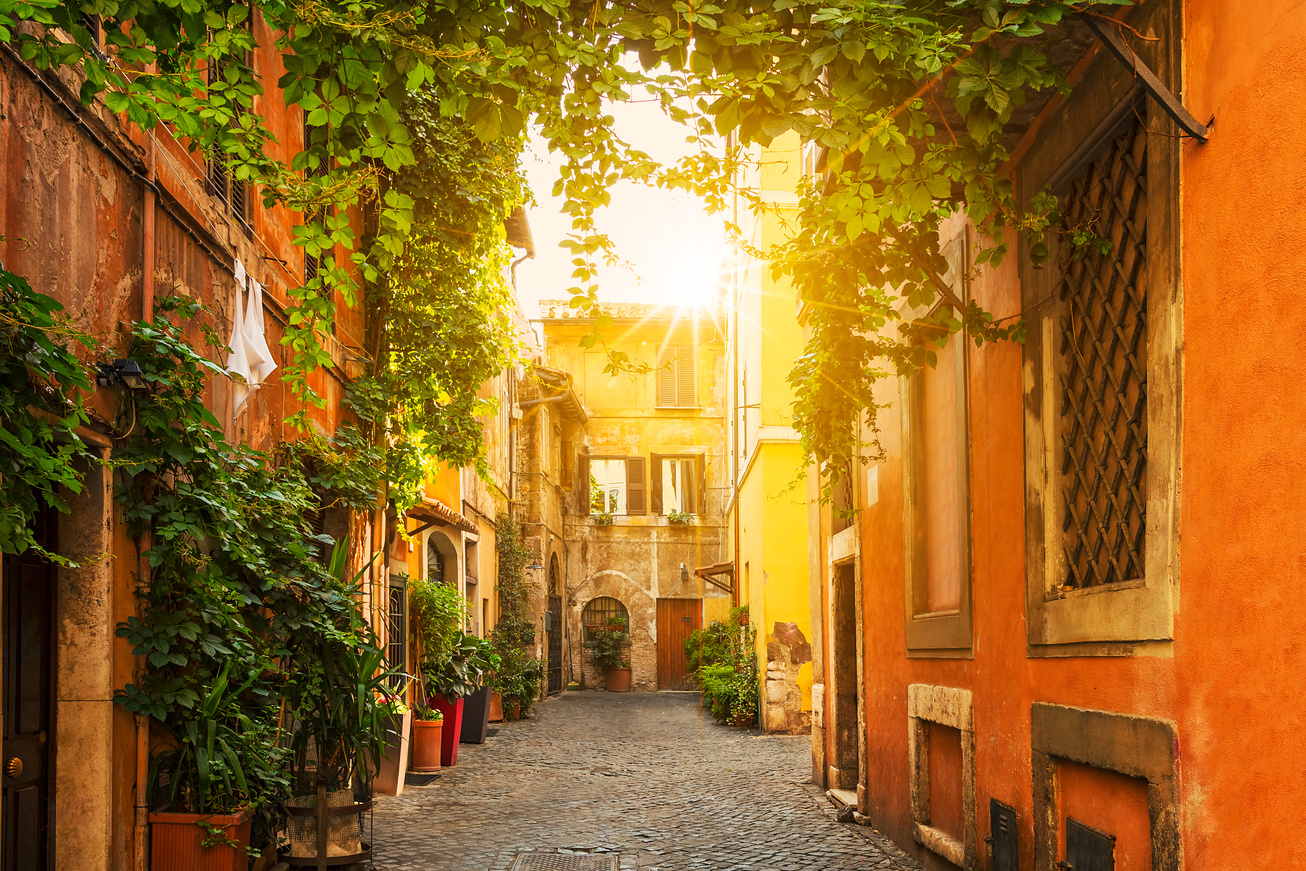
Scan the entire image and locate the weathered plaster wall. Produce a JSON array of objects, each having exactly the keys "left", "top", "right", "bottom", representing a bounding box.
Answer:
[
  {"left": 545, "top": 309, "right": 726, "bottom": 691},
  {"left": 1, "top": 30, "right": 368, "bottom": 869}
]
